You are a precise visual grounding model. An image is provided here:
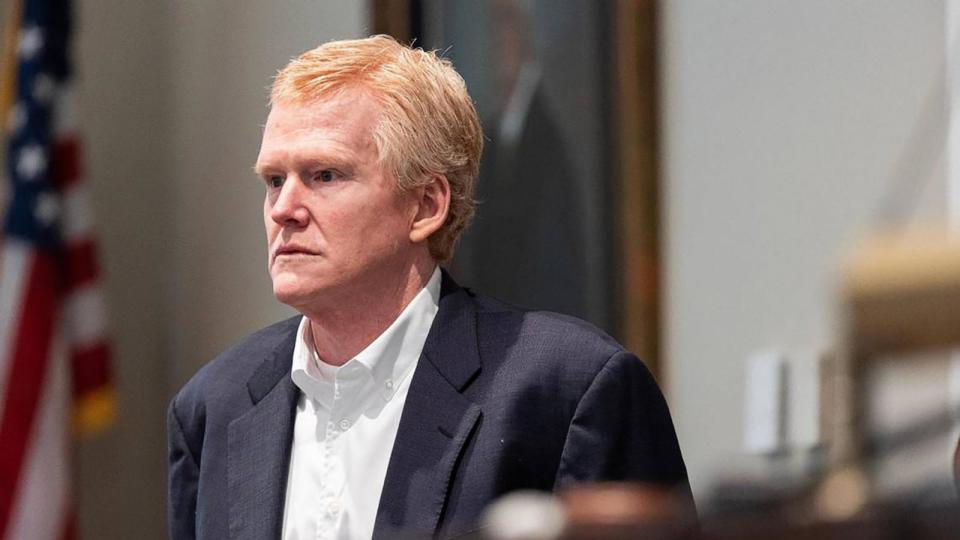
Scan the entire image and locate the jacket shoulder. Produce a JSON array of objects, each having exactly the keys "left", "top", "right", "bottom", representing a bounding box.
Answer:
[
  {"left": 468, "top": 289, "right": 630, "bottom": 392},
  {"left": 471, "top": 290, "right": 623, "bottom": 357}
]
